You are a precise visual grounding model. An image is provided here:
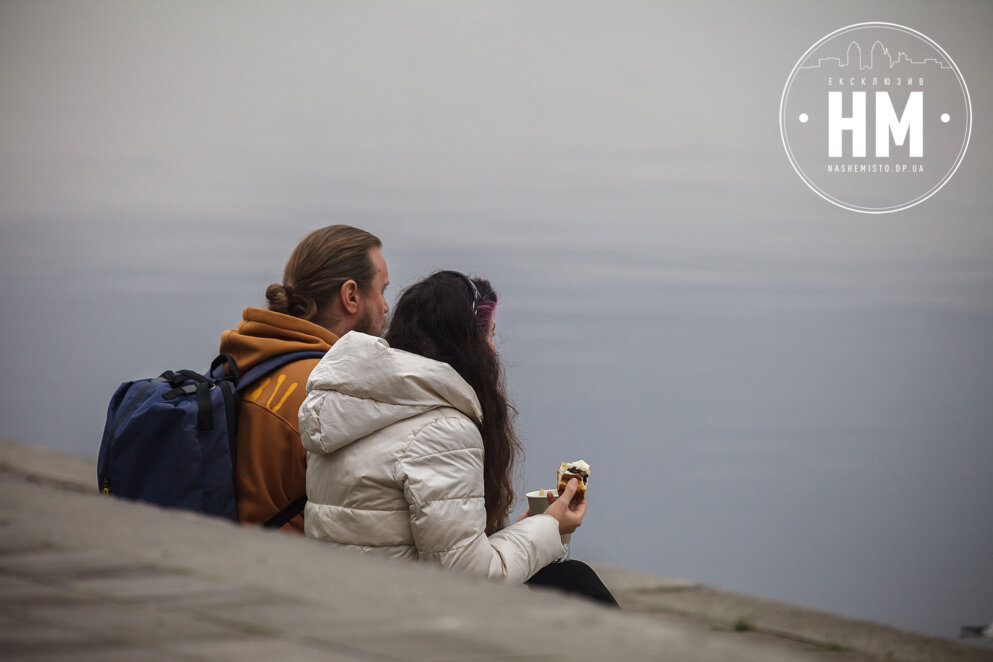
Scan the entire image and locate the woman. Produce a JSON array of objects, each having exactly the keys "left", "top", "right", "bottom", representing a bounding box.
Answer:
[{"left": 300, "top": 271, "right": 616, "bottom": 604}]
